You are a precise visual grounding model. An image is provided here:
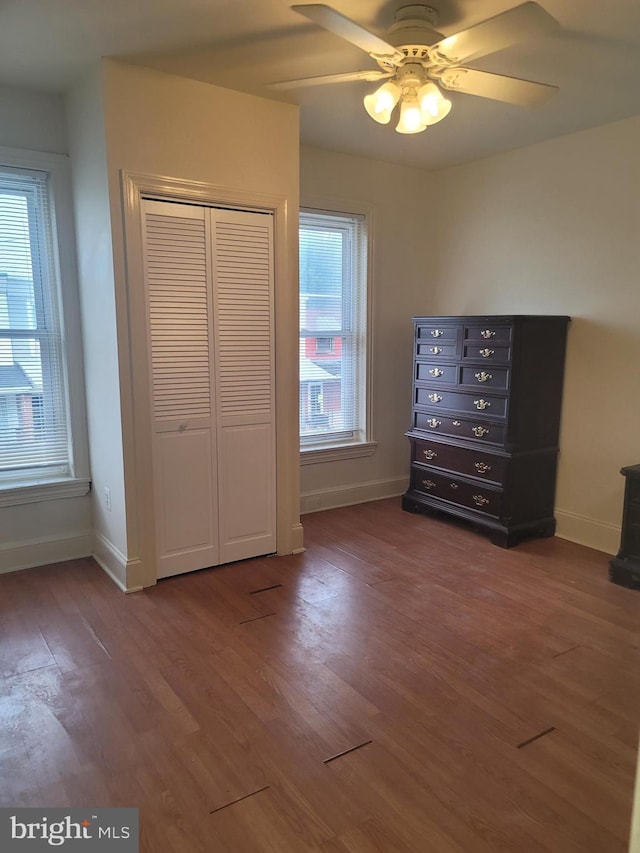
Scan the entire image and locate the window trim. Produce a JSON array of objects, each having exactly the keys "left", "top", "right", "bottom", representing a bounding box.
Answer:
[
  {"left": 299, "top": 195, "right": 376, "bottom": 464},
  {"left": 0, "top": 145, "right": 90, "bottom": 502}
]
